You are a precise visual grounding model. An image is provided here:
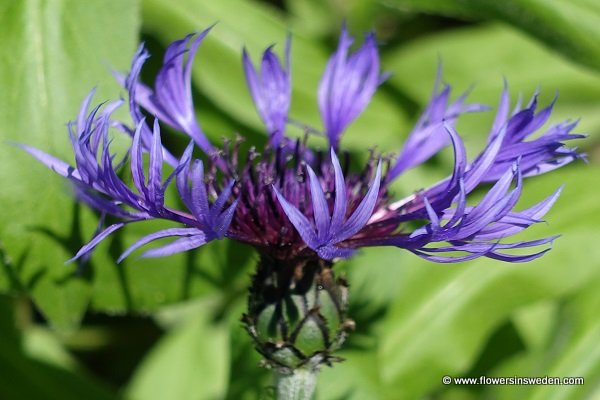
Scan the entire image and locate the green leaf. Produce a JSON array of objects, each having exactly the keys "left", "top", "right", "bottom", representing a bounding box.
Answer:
[
  {"left": 0, "top": 296, "right": 116, "bottom": 400},
  {"left": 125, "top": 299, "right": 230, "bottom": 400},
  {"left": 486, "top": 276, "right": 600, "bottom": 400},
  {"left": 89, "top": 224, "right": 254, "bottom": 313},
  {"left": 383, "top": 0, "right": 600, "bottom": 71},
  {"left": 535, "top": 274, "right": 600, "bottom": 400},
  {"left": 0, "top": 0, "right": 140, "bottom": 331},
  {"left": 511, "top": 300, "right": 557, "bottom": 351},
  {"left": 376, "top": 165, "right": 600, "bottom": 398},
  {"left": 285, "top": 0, "right": 339, "bottom": 38},
  {"left": 316, "top": 350, "right": 383, "bottom": 400}
]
